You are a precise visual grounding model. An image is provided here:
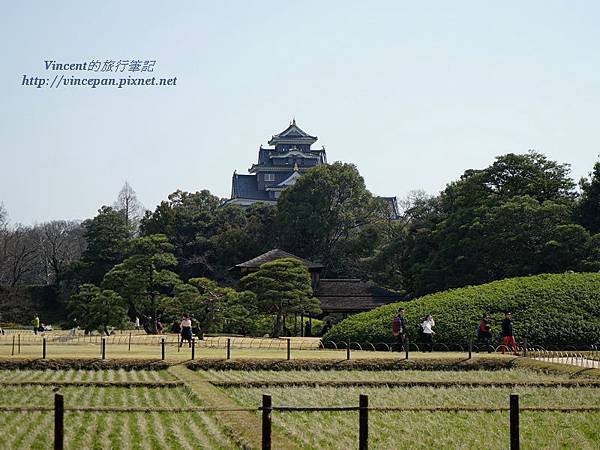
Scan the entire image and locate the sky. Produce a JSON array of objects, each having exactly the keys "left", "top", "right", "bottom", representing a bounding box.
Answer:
[{"left": 1, "top": 1, "right": 599, "bottom": 225}]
